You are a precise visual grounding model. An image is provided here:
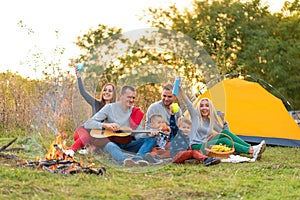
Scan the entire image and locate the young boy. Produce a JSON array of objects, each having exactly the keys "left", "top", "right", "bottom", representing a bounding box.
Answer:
[
  {"left": 144, "top": 114, "right": 172, "bottom": 164},
  {"left": 151, "top": 114, "right": 169, "bottom": 151},
  {"left": 170, "top": 117, "right": 221, "bottom": 166}
]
